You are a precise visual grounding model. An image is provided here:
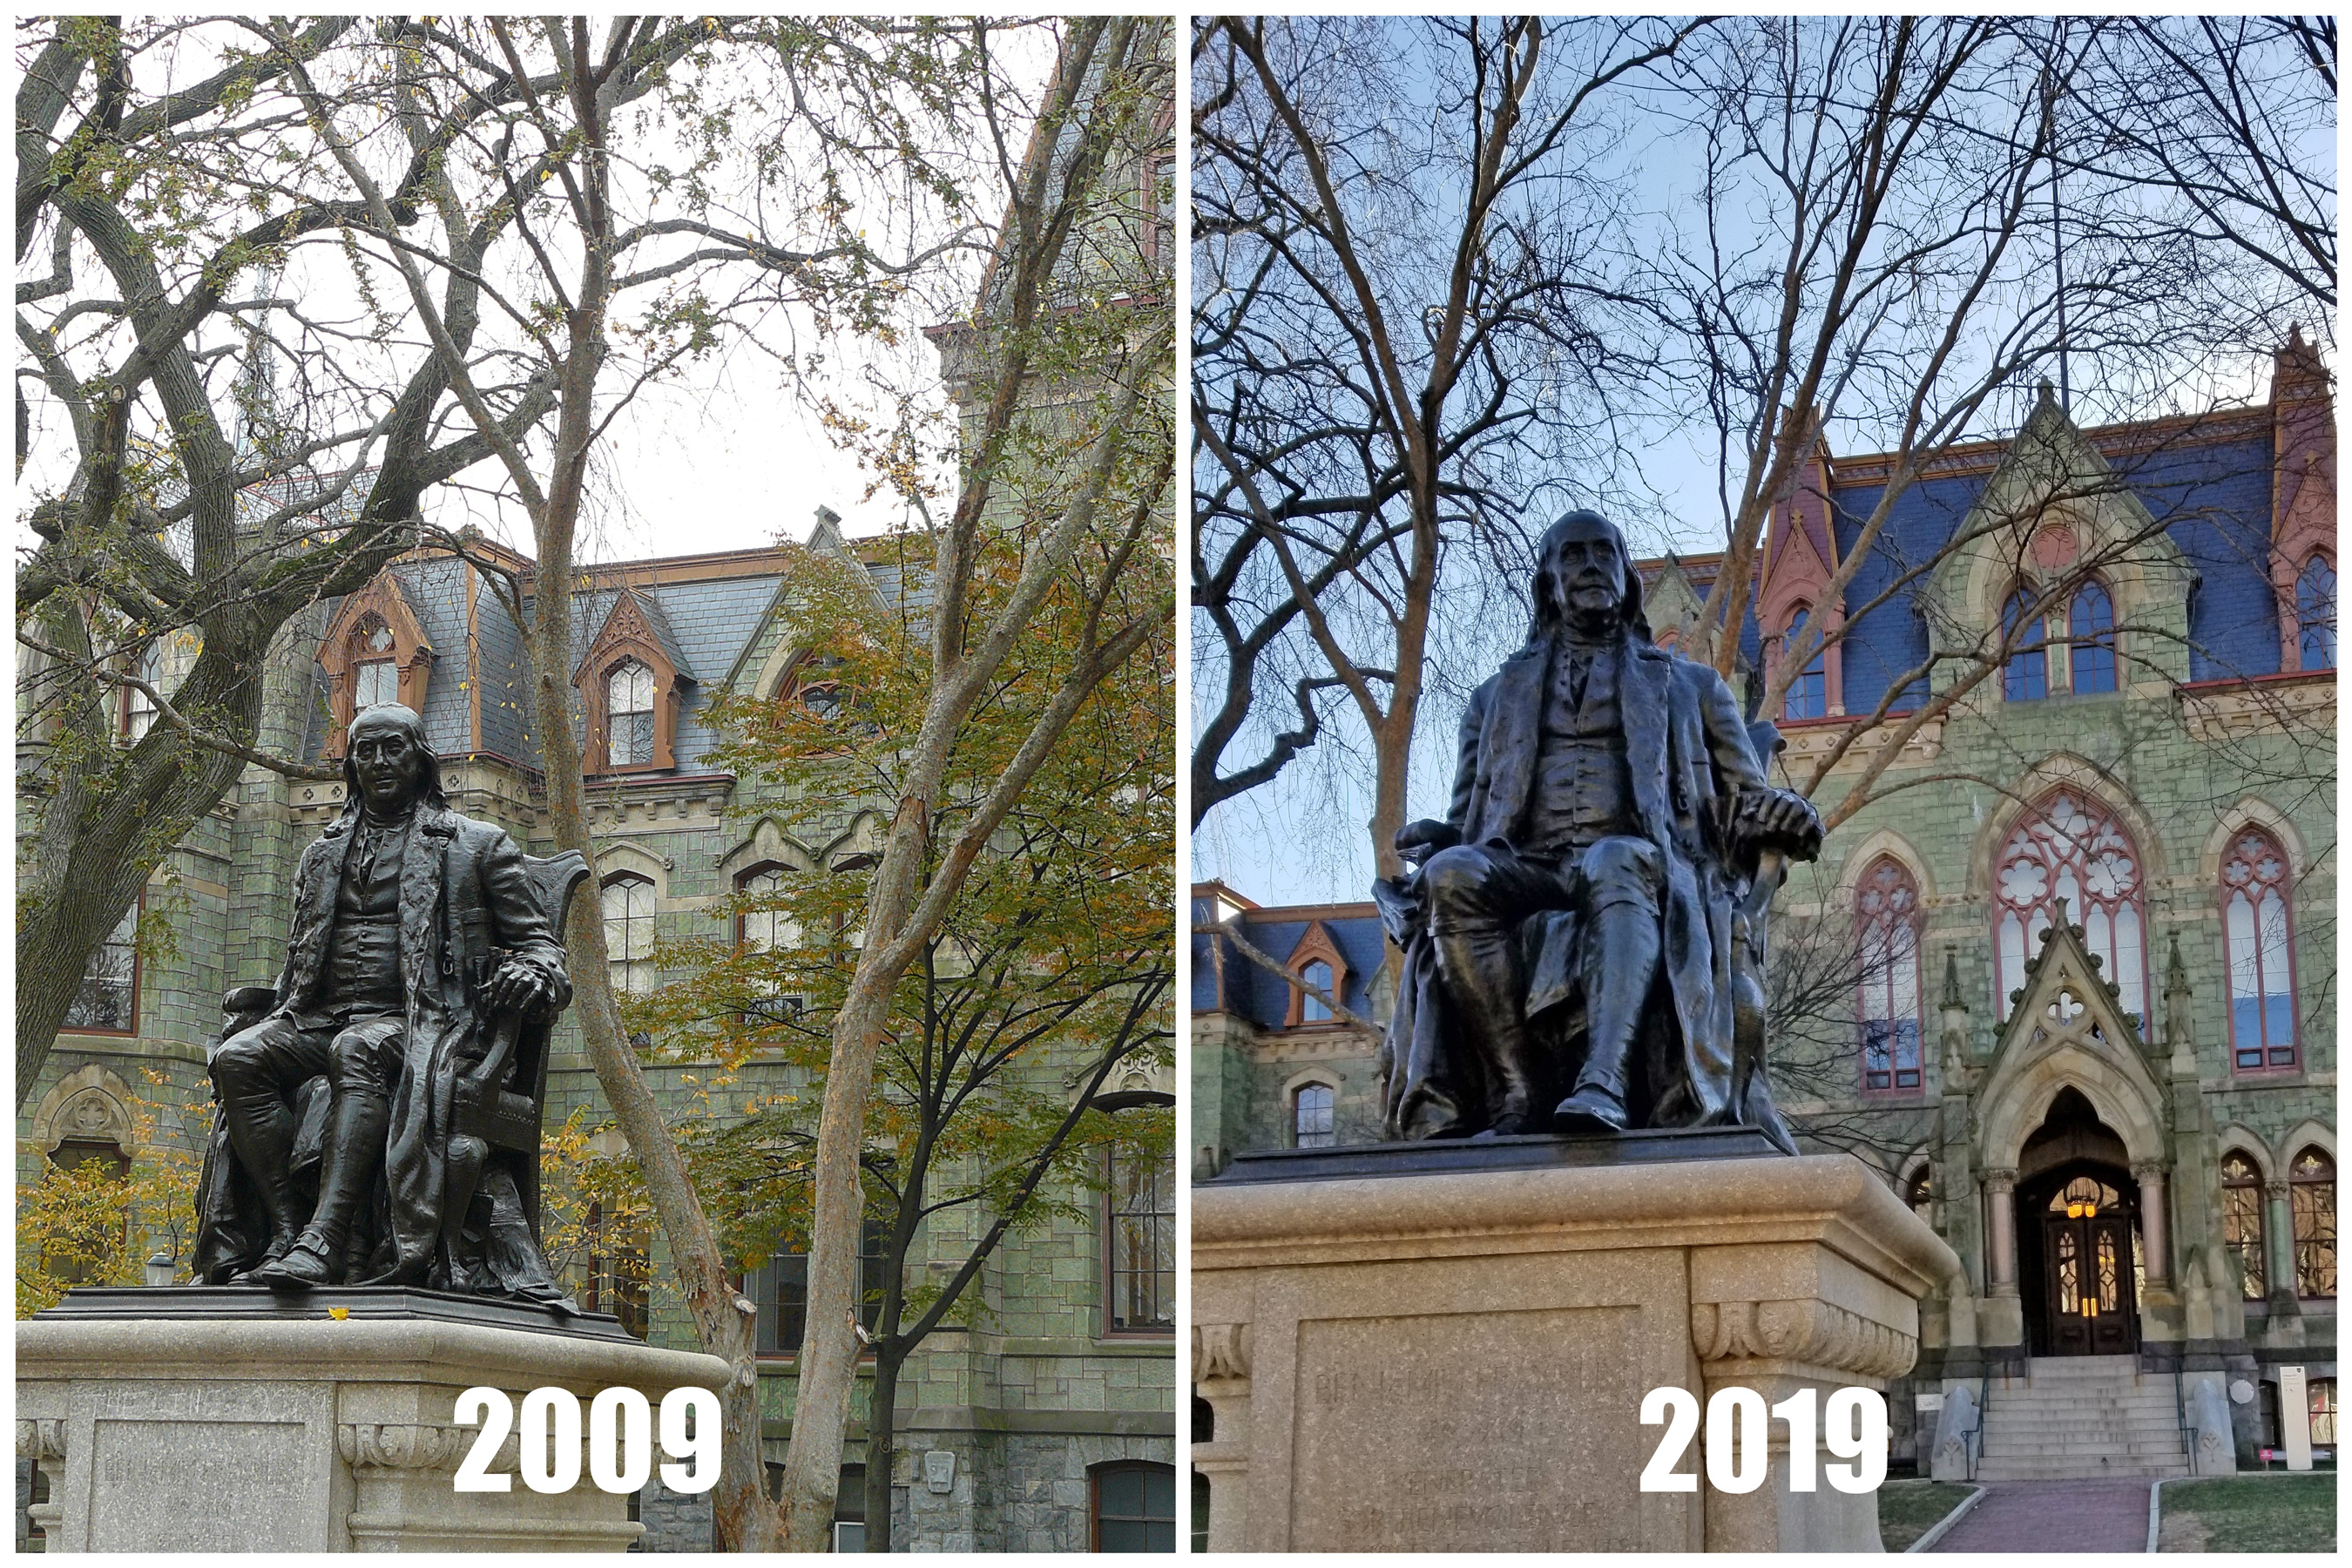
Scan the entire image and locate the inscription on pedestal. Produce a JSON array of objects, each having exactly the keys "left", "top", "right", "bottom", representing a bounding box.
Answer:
[
  {"left": 1290, "top": 1306, "right": 1640, "bottom": 1551},
  {"left": 91, "top": 1418, "right": 312, "bottom": 1551}
]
